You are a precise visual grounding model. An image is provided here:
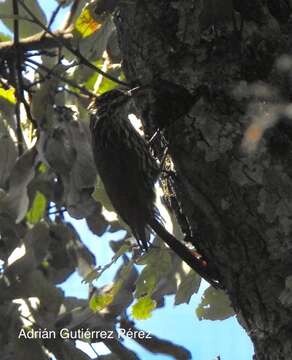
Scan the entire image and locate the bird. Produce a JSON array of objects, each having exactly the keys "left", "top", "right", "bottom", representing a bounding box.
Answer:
[
  {"left": 90, "top": 89, "right": 159, "bottom": 250},
  {"left": 89, "top": 88, "right": 222, "bottom": 287}
]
